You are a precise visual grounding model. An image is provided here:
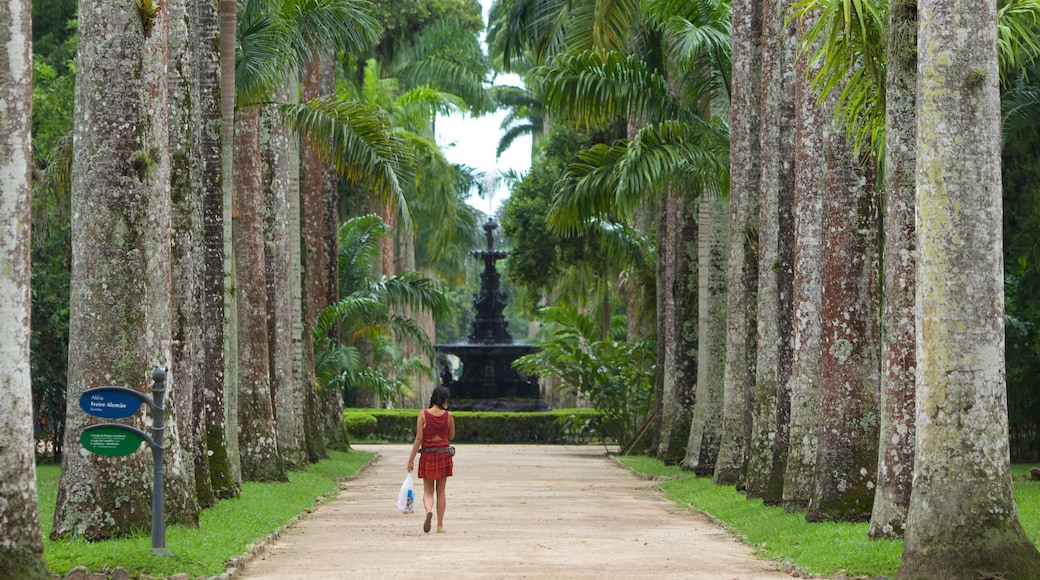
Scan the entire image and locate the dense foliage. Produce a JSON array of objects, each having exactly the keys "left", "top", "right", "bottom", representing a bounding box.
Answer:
[
  {"left": 1004, "top": 123, "right": 1040, "bottom": 460},
  {"left": 512, "top": 306, "right": 657, "bottom": 452}
]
